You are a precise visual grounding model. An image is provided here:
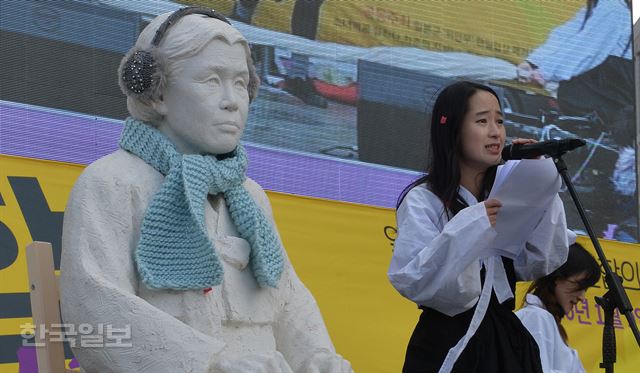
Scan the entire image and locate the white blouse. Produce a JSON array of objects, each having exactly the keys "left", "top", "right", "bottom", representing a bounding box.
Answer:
[
  {"left": 517, "top": 294, "right": 586, "bottom": 373},
  {"left": 527, "top": 0, "right": 632, "bottom": 83},
  {"left": 388, "top": 183, "right": 572, "bottom": 371}
]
